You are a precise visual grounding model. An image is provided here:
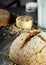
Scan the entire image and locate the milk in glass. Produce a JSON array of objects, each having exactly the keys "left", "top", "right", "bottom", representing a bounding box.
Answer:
[{"left": 37, "top": 0, "right": 46, "bottom": 28}]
